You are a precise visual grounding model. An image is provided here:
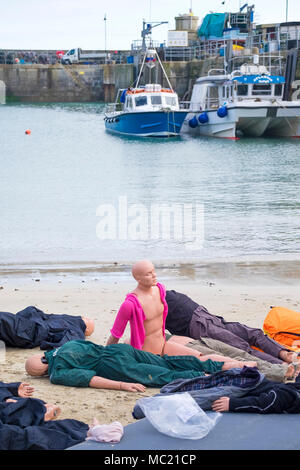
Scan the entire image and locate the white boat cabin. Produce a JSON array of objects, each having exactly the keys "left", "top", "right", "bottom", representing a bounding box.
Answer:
[
  {"left": 121, "top": 84, "right": 179, "bottom": 112},
  {"left": 190, "top": 65, "right": 285, "bottom": 111}
]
